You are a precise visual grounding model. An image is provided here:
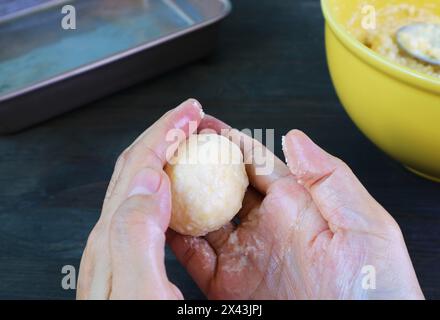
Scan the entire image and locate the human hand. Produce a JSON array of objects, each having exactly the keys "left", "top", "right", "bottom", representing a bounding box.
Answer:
[
  {"left": 77, "top": 99, "right": 204, "bottom": 299},
  {"left": 168, "top": 116, "right": 424, "bottom": 300},
  {"left": 77, "top": 98, "right": 423, "bottom": 300}
]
